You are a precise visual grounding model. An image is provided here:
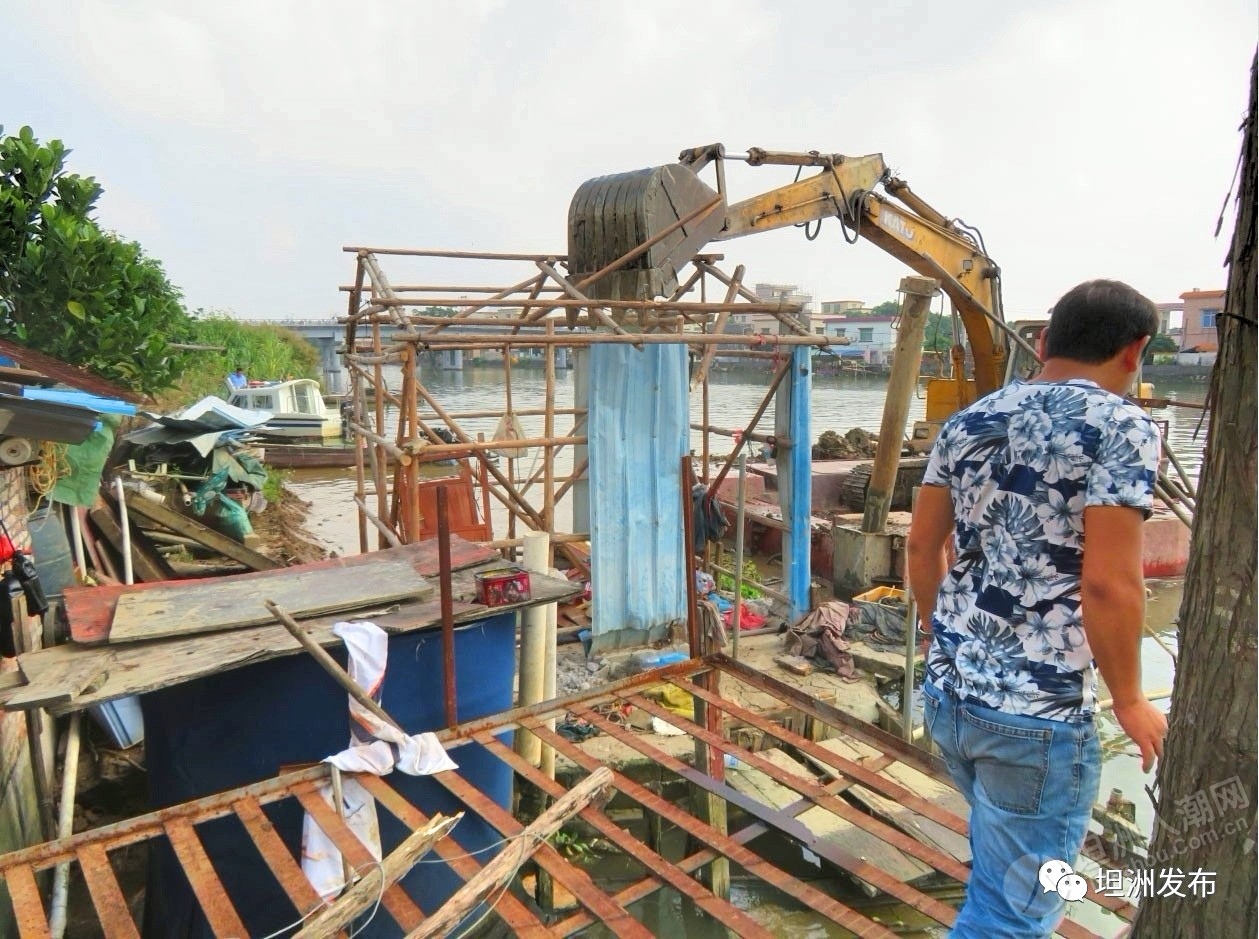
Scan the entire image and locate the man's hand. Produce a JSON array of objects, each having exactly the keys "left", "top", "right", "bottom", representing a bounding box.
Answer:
[{"left": 1111, "top": 699, "right": 1168, "bottom": 772}]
